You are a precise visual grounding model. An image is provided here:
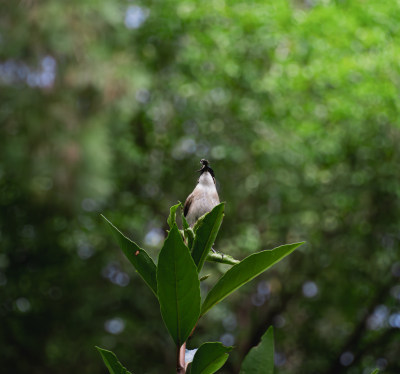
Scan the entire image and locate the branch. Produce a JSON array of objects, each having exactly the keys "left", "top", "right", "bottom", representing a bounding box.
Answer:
[{"left": 177, "top": 342, "right": 186, "bottom": 374}]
